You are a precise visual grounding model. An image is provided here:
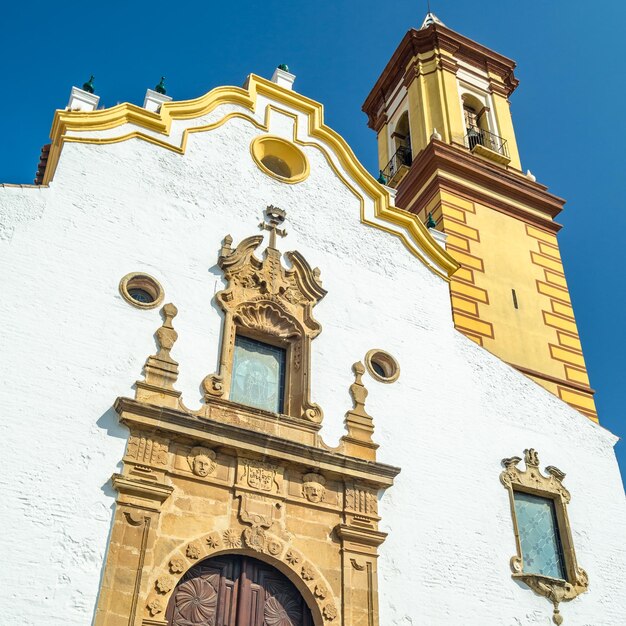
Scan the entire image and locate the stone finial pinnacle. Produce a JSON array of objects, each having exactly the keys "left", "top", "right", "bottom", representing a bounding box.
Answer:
[{"left": 82, "top": 75, "right": 95, "bottom": 94}]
